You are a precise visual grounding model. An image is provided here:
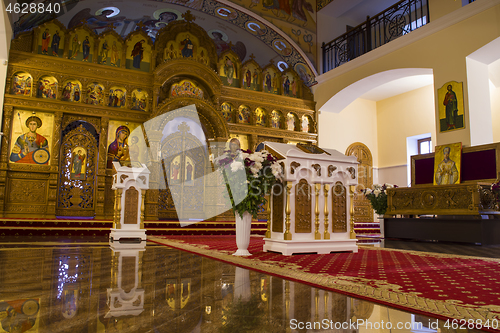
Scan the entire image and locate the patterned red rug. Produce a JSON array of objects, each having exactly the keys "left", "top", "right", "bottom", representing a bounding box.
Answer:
[{"left": 150, "top": 235, "right": 500, "bottom": 332}]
